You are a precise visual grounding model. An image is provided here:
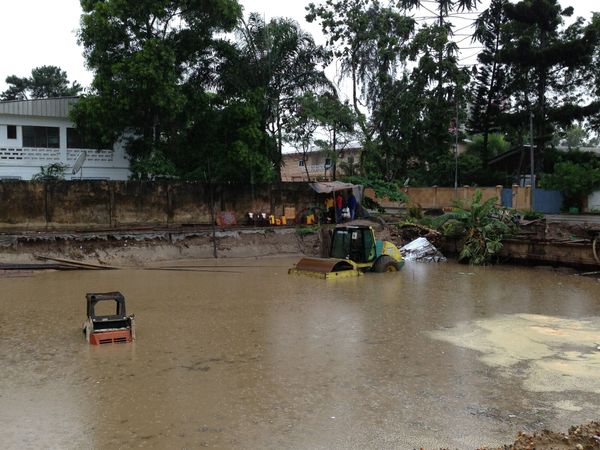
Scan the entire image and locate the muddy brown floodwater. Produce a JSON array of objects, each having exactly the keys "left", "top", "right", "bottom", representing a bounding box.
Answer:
[{"left": 1, "top": 258, "right": 600, "bottom": 449}]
